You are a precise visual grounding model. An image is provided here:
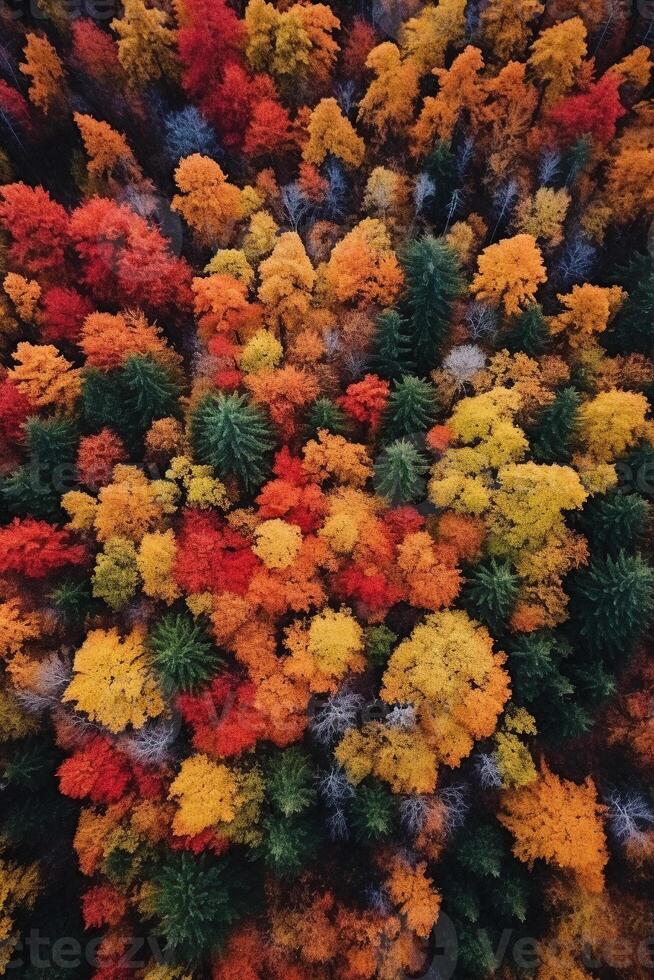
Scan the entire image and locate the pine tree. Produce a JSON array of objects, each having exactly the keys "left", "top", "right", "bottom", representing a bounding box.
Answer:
[
  {"left": 529, "top": 387, "right": 580, "bottom": 464},
  {"left": 463, "top": 557, "right": 518, "bottom": 633},
  {"left": 305, "top": 397, "right": 348, "bottom": 439},
  {"left": 457, "top": 822, "right": 506, "bottom": 878},
  {"left": 384, "top": 375, "right": 438, "bottom": 440},
  {"left": 374, "top": 439, "right": 429, "bottom": 503},
  {"left": 266, "top": 748, "right": 316, "bottom": 817},
  {"left": 576, "top": 491, "right": 650, "bottom": 556},
  {"left": 368, "top": 309, "right": 415, "bottom": 381},
  {"left": 350, "top": 779, "right": 395, "bottom": 841},
  {"left": 2, "top": 417, "right": 79, "bottom": 520},
  {"left": 49, "top": 577, "right": 95, "bottom": 629},
  {"left": 152, "top": 852, "right": 257, "bottom": 962},
  {"left": 401, "top": 237, "right": 462, "bottom": 370},
  {"left": 148, "top": 612, "right": 221, "bottom": 693},
  {"left": 507, "top": 631, "right": 574, "bottom": 705},
  {"left": 119, "top": 356, "right": 181, "bottom": 440},
  {"left": 260, "top": 814, "right": 319, "bottom": 878},
  {"left": 191, "top": 393, "right": 275, "bottom": 494},
  {"left": 605, "top": 254, "right": 654, "bottom": 356},
  {"left": 570, "top": 551, "right": 654, "bottom": 657},
  {"left": 423, "top": 141, "right": 458, "bottom": 222},
  {"left": 503, "top": 303, "right": 550, "bottom": 356}
]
